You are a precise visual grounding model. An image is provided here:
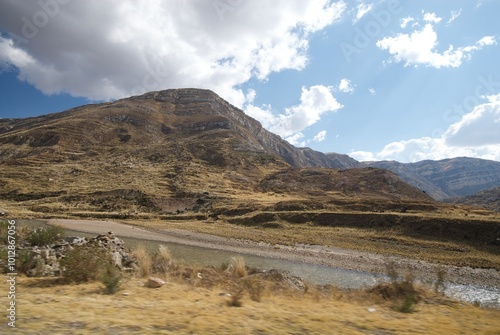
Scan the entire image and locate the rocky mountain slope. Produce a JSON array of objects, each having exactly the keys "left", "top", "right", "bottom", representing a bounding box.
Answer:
[
  {"left": 446, "top": 186, "right": 500, "bottom": 212},
  {"left": 0, "top": 88, "right": 435, "bottom": 216},
  {"left": 364, "top": 158, "right": 500, "bottom": 200}
]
